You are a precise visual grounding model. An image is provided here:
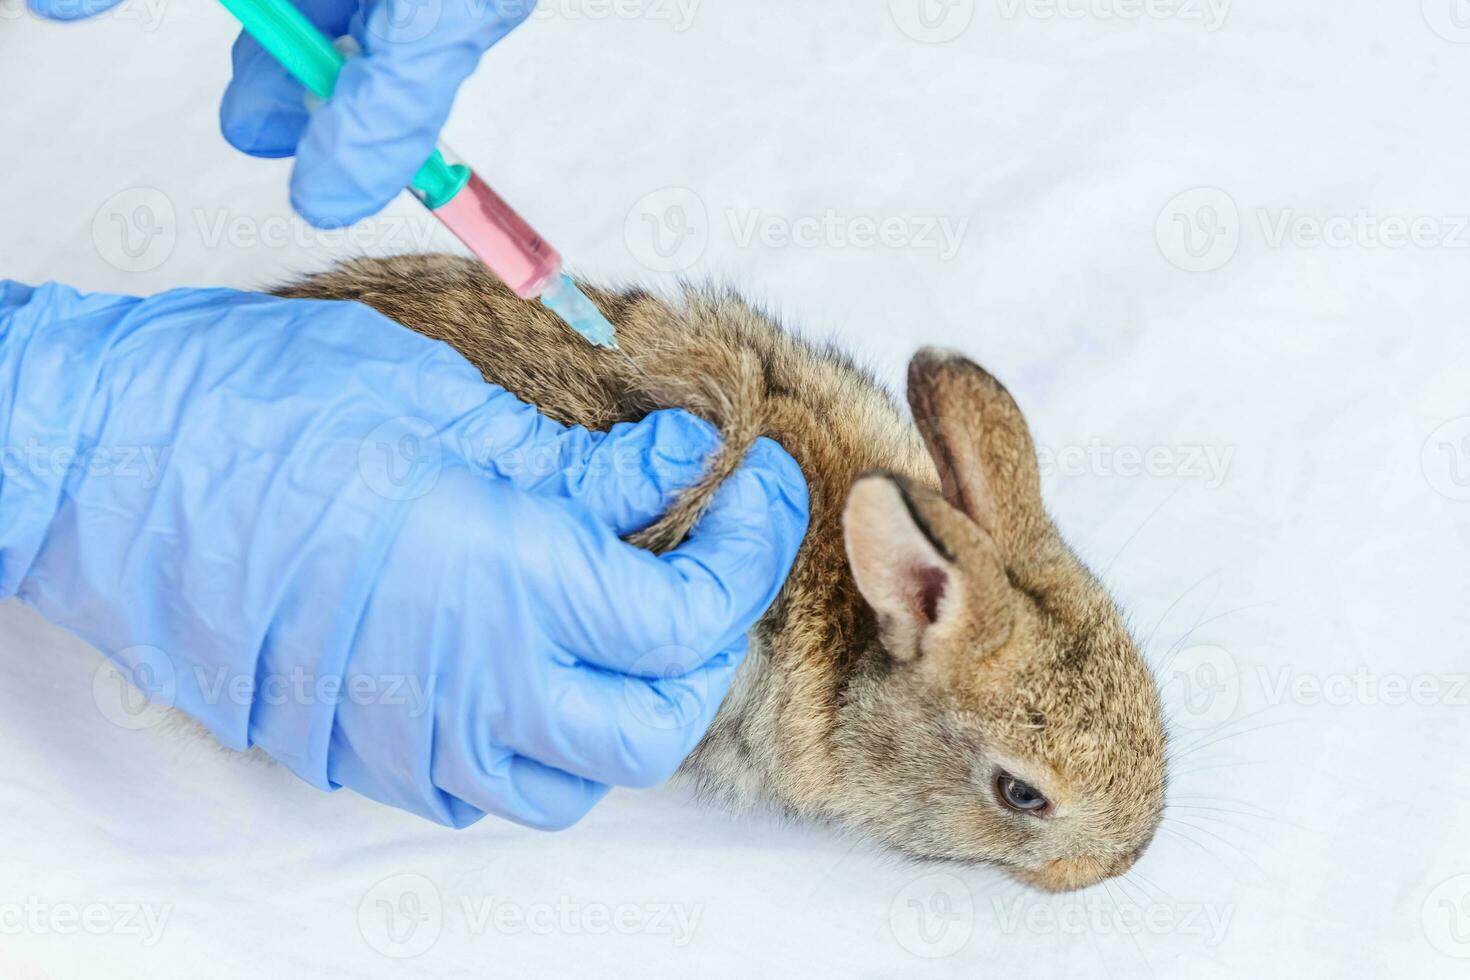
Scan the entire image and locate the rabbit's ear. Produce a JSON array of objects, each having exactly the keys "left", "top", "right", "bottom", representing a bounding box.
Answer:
[
  {"left": 907, "top": 348, "right": 1047, "bottom": 558},
  {"left": 843, "top": 473, "right": 1012, "bottom": 663}
]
